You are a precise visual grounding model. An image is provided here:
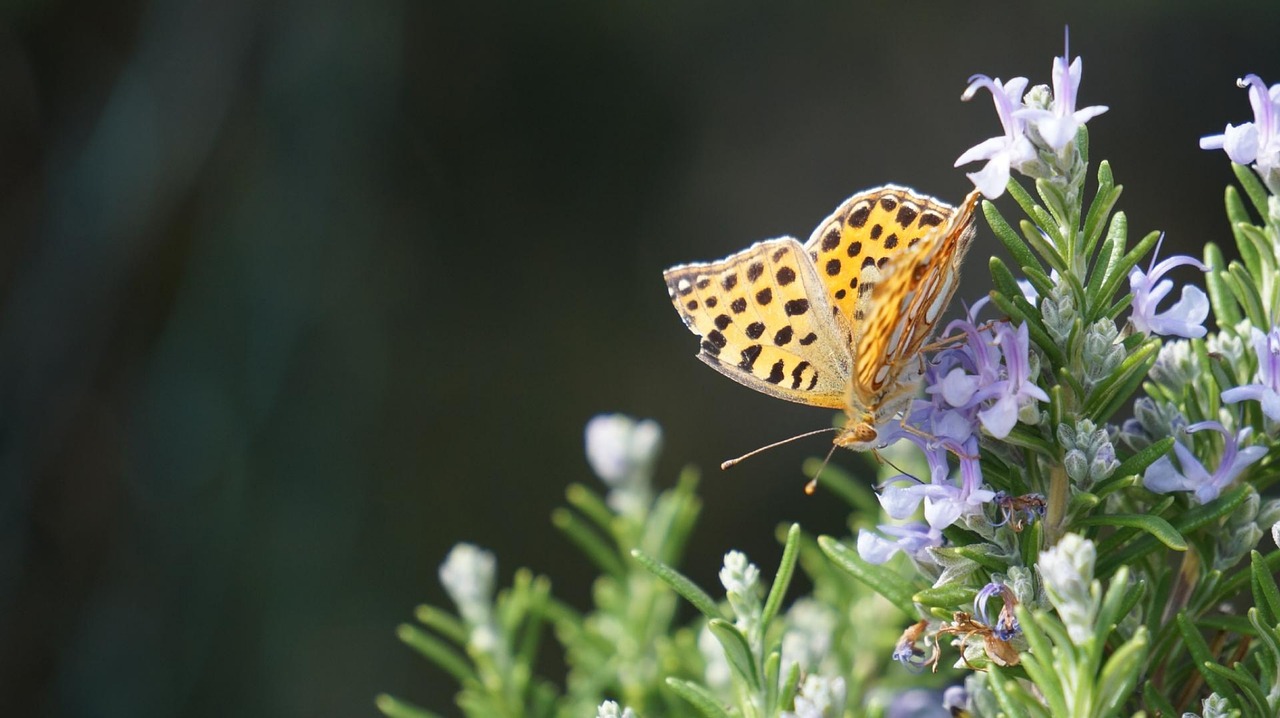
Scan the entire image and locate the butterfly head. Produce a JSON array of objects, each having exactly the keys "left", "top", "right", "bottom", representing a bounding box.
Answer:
[{"left": 835, "top": 416, "right": 879, "bottom": 451}]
